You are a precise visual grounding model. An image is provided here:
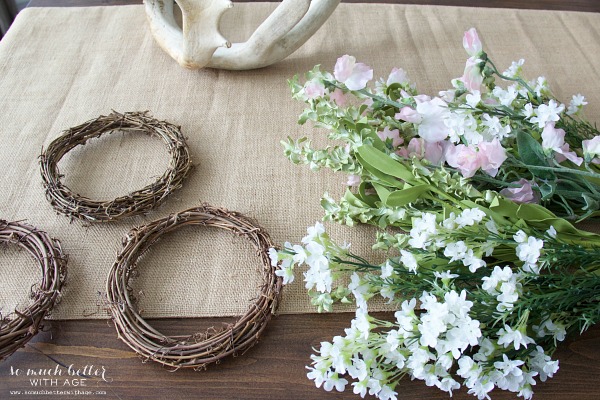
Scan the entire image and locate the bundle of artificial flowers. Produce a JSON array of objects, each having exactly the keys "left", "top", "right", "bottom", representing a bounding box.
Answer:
[{"left": 269, "top": 28, "right": 600, "bottom": 399}]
